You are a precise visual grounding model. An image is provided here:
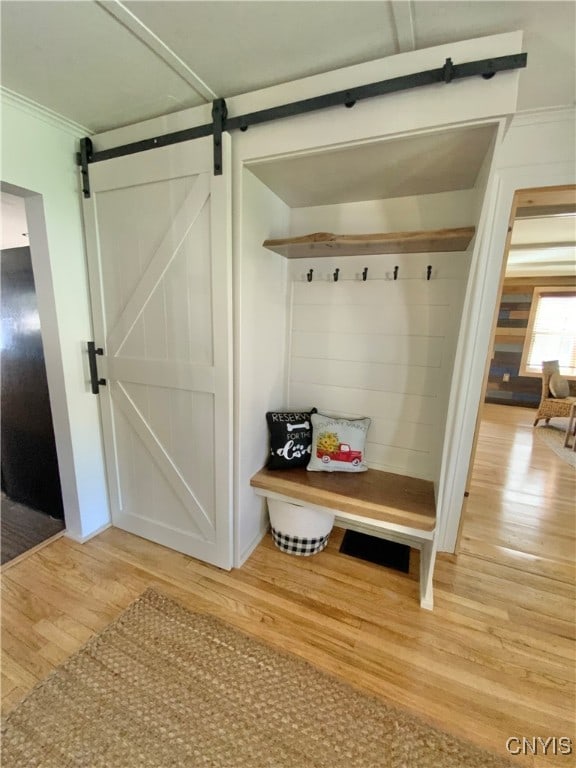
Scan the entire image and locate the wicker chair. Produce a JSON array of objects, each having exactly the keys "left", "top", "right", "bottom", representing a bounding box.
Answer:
[{"left": 533, "top": 360, "right": 576, "bottom": 427}]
